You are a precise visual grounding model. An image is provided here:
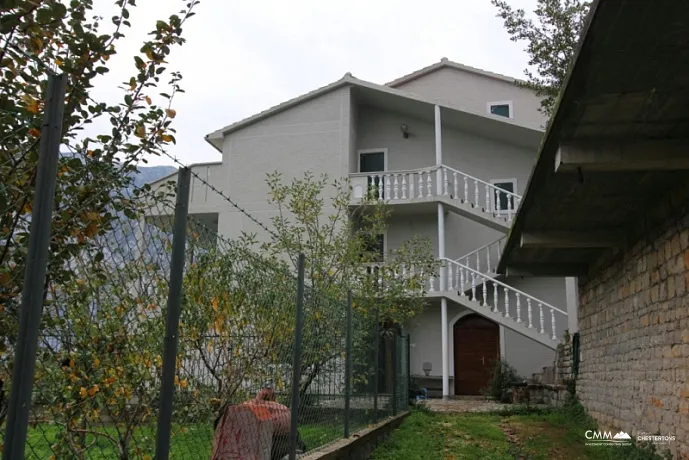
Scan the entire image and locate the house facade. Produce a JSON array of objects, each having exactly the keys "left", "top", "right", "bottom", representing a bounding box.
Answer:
[{"left": 151, "top": 58, "right": 578, "bottom": 397}]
